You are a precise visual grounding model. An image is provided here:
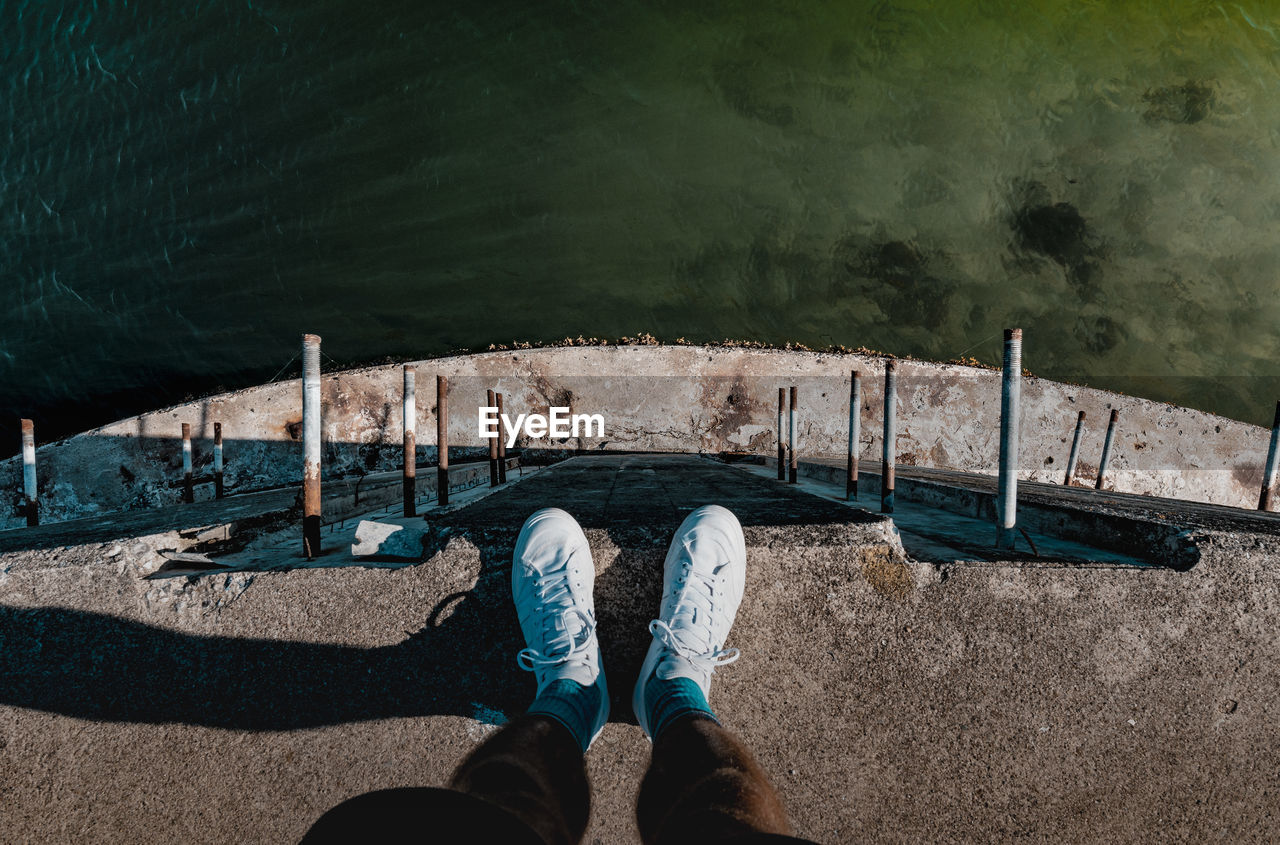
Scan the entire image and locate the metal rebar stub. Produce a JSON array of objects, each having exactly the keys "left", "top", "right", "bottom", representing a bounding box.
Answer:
[
  {"left": 788, "top": 386, "right": 798, "bottom": 484},
  {"left": 1096, "top": 408, "right": 1120, "bottom": 491},
  {"left": 1064, "top": 410, "right": 1086, "bottom": 487},
  {"left": 1260, "top": 400, "right": 1280, "bottom": 511},
  {"left": 181, "top": 422, "right": 194, "bottom": 504},
  {"left": 437, "top": 375, "right": 450, "bottom": 506},
  {"left": 995, "top": 328, "right": 1022, "bottom": 550},
  {"left": 403, "top": 365, "right": 417, "bottom": 518},
  {"left": 847, "top": 371, "right": 861, "bottom": 500},
  {"left": 213, "top": 422, "right": 224, "bottom": 499},
  {"left": 487, "top": 388, "right": 499, "bottom": 487},
  {"left": 496, "top": 392, "right": 508, "bottom": 484},
  {"left": 20, "top": 418, "right": 37, "bottom": 527},
  {"left": 777, "top": 387, "right": 786, "bottom": 481},
  {"left": 882, "top": 361, "right": 897, "bottom": 514},
  {"left": 302, "top": 333, "right": 323, "bottom": 558}
]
